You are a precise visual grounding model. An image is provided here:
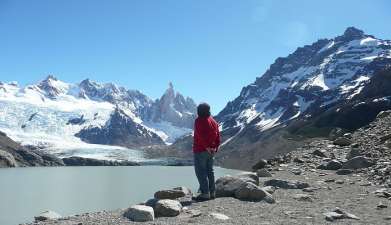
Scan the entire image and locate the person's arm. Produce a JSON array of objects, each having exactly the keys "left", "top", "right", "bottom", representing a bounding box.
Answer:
[{"left": 215, "top": 127, "right": 221, "bottom": 152}]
